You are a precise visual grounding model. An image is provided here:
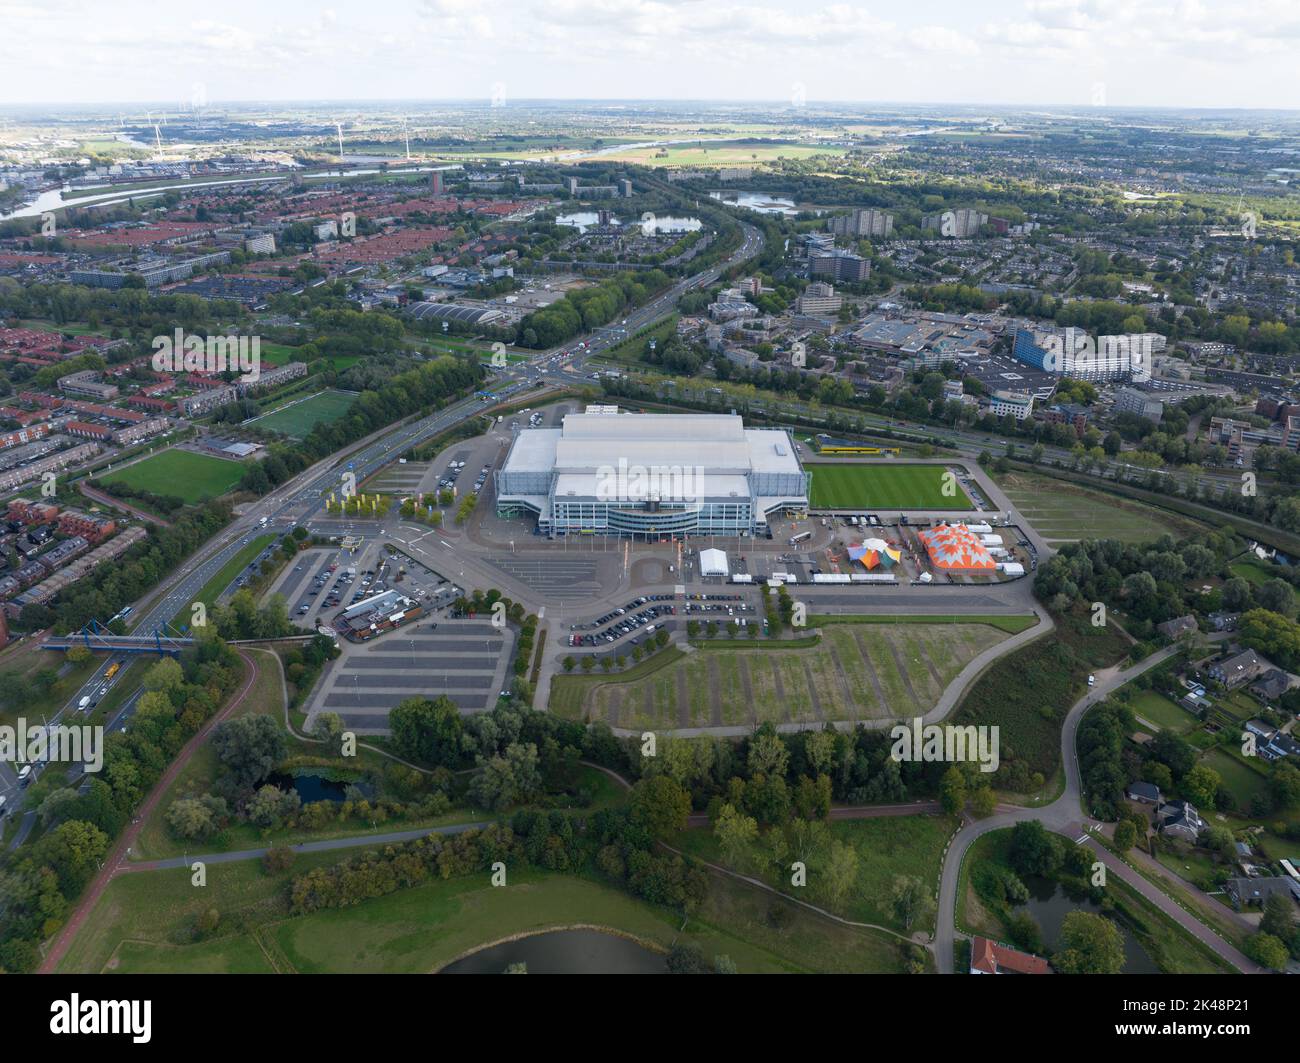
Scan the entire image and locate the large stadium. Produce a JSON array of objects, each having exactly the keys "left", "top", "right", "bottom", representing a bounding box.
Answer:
[{"left": 494, "top": 411, "right": 810, "bottom": 537}]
